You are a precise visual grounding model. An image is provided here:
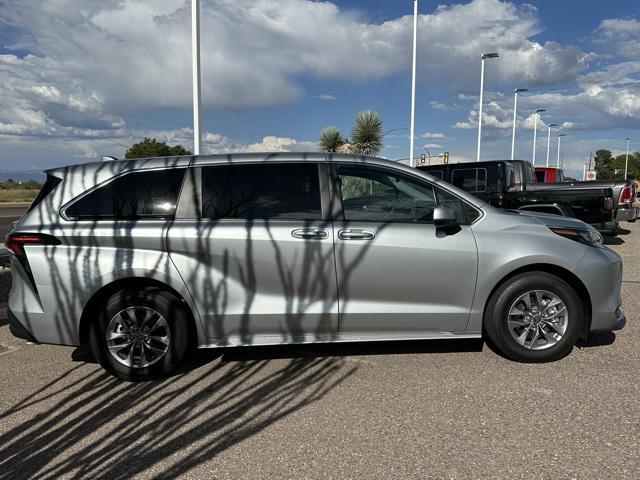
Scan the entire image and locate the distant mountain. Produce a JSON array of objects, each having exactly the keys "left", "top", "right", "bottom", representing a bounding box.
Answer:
[{"left": 0, "top": 169, "right": 45, "bottom": 182}]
